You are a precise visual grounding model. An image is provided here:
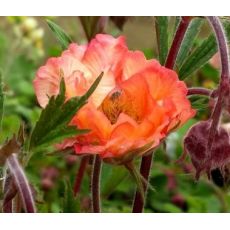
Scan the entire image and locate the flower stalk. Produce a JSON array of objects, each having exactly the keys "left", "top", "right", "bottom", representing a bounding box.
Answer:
[
  {"left": 91, "top": 155, "right": 102, "bottom": 213},
  {"left": 187, "top": 87, "right": 213, "bottom": 97},
  {"left": 132, "top": 152, "right": 153, "bottom": 213},
  {"left": 6, "top": 153, "right": 36, "bottom": 213},
  {"left": 73, "top": 156, "right": 89, "bottom": 197},
  {"left": 165, "top": 17, "right": 192, "bottom": 69},
  {"left": 206, "top": 16, "right": 230, "bottom": 157}
]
